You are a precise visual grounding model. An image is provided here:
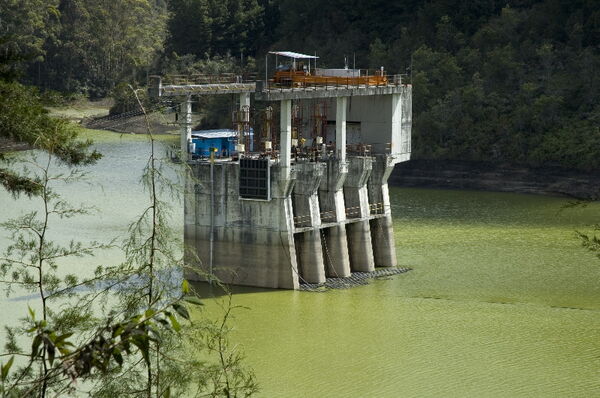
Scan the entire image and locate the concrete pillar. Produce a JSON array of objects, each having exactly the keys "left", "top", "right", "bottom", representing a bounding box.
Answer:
[
  {"left": 346, "top": 221, "right": 375, "bottom": 272},
  {"left": 336, "top": 96, "right": 347, "bottom": 161},
  {"left": 322, "top": 226, "right": 351, "bottom": 277},
  {"left": 368, "top": 154, "right": 398, "bottom": 268},
  {"left": 280, "top": 99, "right": 292, "bottom": 180},
  {"left": 181, "top": 94, "right": 192, "bottom": 155},
  {"left": 343, "top": 157, "right": 373, "bottom": 219},
  {"left": 370, "top": 215, "right": 396, "bottom": 267},
  {"left": 292, "top": 162, "right": 326, "bottom": 283},
  {"left": 343, "top": 156, "right": 375, "bottom": 272},
  {"left": 318, "top": 158, "right": 351, "bottom": 277},
  {"left": 295, "top": 230, "right": 326, "bottom": 284},
  {"left": 293, "top": 162, "right": 325, "bottom": 227}
]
